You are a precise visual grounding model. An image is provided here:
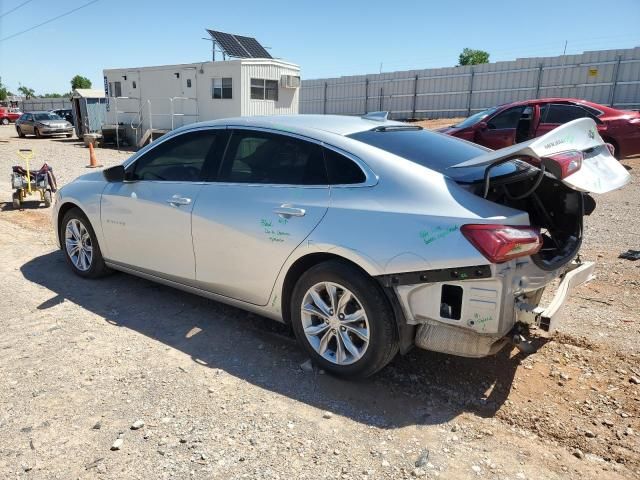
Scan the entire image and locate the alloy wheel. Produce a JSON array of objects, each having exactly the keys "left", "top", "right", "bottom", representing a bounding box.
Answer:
[
  {"left": 65, "top": 218, "right": 93, "bottom": 271},
  {"left": 300, "top": 282, "right": 370, "bottom": 365}
]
